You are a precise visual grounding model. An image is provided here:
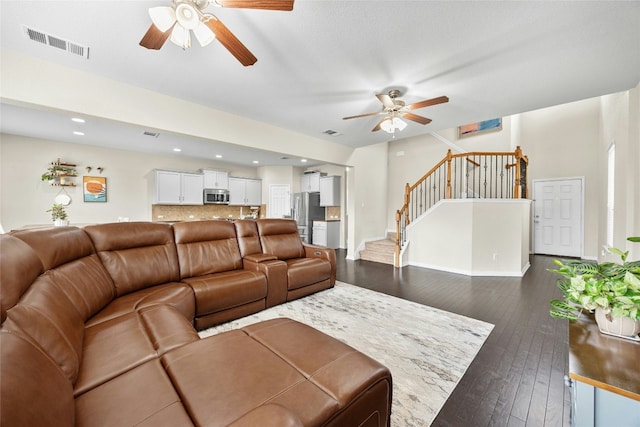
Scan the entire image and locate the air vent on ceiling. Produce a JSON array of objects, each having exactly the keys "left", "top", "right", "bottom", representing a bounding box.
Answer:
[
  {"left": 322, "top": 129, "right": 343, "bottom": 137},
  {"left": 22, "top": 25, "right": 90, "bottom": 59},
  {"left": 143, "top": 131, "right": 160, "bottom": 138}
]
